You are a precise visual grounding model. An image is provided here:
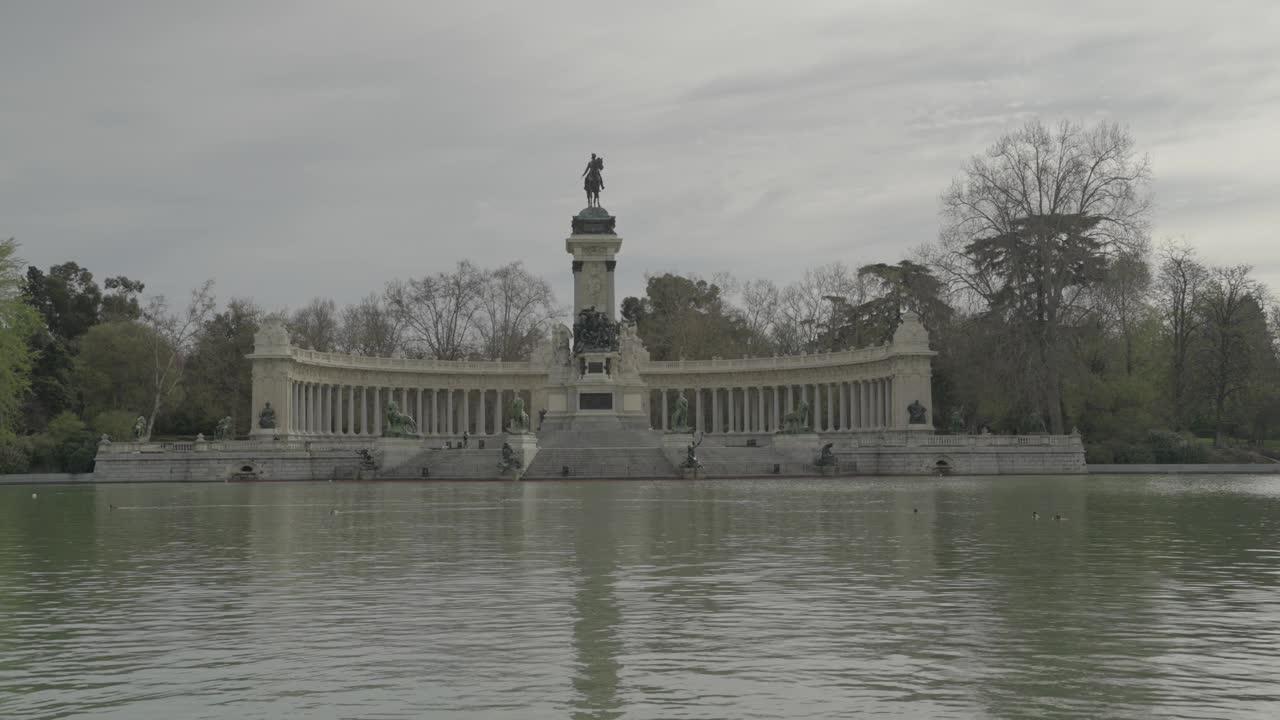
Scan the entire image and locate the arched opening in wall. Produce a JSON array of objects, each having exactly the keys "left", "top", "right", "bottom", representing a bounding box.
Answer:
[
  {"left": 230, "top": 463, "right": 259, "bottom": 482},
  {"left": 934, "top": 459, "right": 951, "bottom": 476}
]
